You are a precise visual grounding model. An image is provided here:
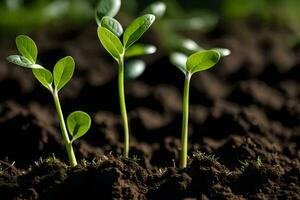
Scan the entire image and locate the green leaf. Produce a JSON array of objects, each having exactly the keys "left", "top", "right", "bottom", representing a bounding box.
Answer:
[
  {"left": 123, "top": 14, "right": 155, "bottom": 49},
  {"left": 101, "top": 16, "right": 123, "bottom": 37},
  {"left": 16, "top": 35, "right": 38, "bottom": 64},
  {"left": 125, "top": 60, "right": 146, "bottom": 80},
  {"left": 7, "top": 55, "right": 36, "bottom": 68},
  {"left": 32, "top": 67, "right": 53, "bottom": 91},
  {"left": 186, "top": 50, "right": 220, "bottom": 74},
  {"left": 53, "top": 56, "right": 75, "bottom": 92},
  {"left": 143, "top": 2, "right": 166, "bottom": 19},
  {"left": 125, "top": 43, "right": 156, "bottom": 58},
  {"left": 95, "top": 0, "right": 121, "bottom": 25},
  {"left": 97, "top": 27, "right": 124, "bottom": 61},
  {"left": 67, "top": 111, "right": 91, "bottom": 142},
  {"left": 212, "top": 48, "right": 231, "bottom": 57},
  {"left": 170, "top": 52, "right": 188, "bottom": 74}
]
